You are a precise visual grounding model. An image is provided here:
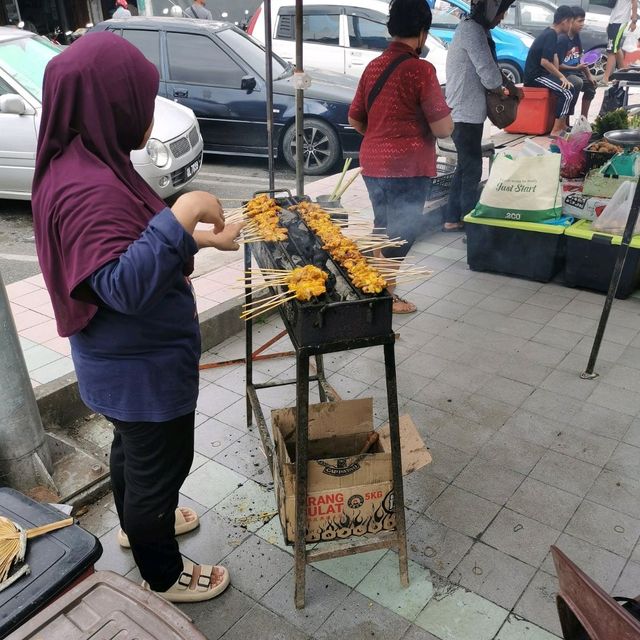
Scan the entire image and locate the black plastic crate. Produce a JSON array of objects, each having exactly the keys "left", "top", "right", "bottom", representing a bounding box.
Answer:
[
  {"left": 463, "top": 214, "right": 567, "bottom": 283},
  {"left": 427, "top": 162, "right": 456, "bottom": 200},
  {"left": 0, "top": 488, "right": 102, "bottom": 638},
  {"left": 564, "top": 220, "right": 640, "bottom": 299}
]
